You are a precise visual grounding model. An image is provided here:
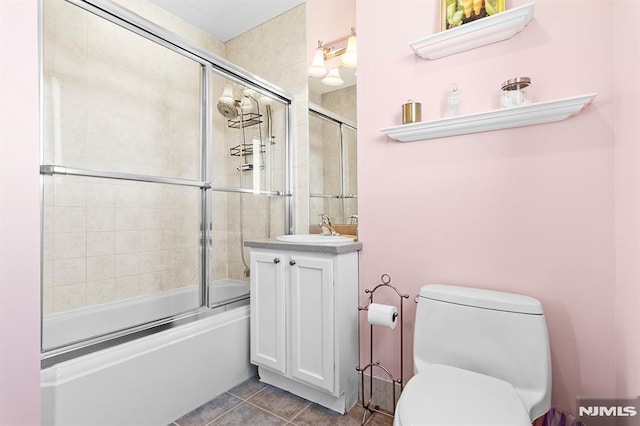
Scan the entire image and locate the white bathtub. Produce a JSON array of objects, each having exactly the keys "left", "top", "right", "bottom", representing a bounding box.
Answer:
[
  {"left": 41, "top": 279, "right": 254, "bottom": 426},
  {"left": 43, "top": 279, "right": 249, "bottom": 349}
]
